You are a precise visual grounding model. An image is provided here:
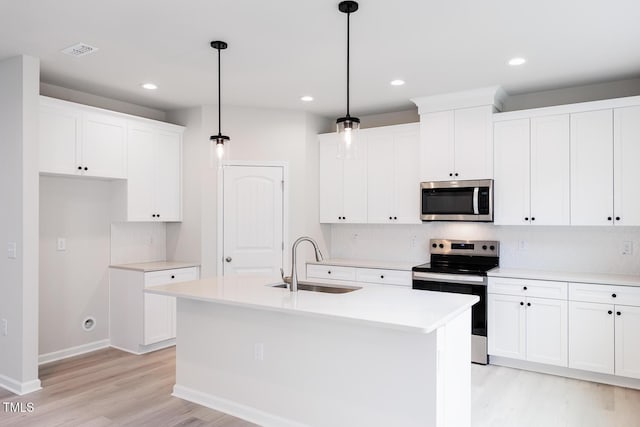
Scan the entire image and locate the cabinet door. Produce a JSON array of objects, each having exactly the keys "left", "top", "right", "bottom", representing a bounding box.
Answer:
[
  {"left": 568, "top": 301, "right": 614, "bottom": 374},
  {"left": 570, "top": 110, "right": 613, "bottom": 225},
  {"left": 530, "top": 115, "right": 570, "bottom": 225},
  {"left": 488, "top": 293, "right": 526, "bottom": 359},
  {"left": 613, "top": 106, "right": 640, "bottom": 226},
  {"left": 127, "top": 125, "right": 156, "bottom": 221},
  {"left": 154, "top": 130, "right": 182, "bottom": 221},
  {"left": 39, "top": 103, "right": 82, "bottom": 175},
  {"left": 143, "top": 293, "right": 174, "bottom": 345},
  {"left": 493, "top": 119, "right": 530, "bottom": 225},
  {"left": 526, "top": 297, "right": 567, "bottom": 366},
  {"left": 342, "top": 139, "right": 367, "bottom": 223},
  {"left": 420, "top": 110, "right": 454, "bottom": 181},
  {"left": 367, "top": 130, "right": 395, "bottom": 223},
  {"left": 454, "top": 106, "right": 493, "bottom": 180},
  {"left": 393, "top": 125, "right": 421, "bottom": 224},
  {"left": 319, "top": 134, "right": 343, "bottom": 223},
  {"left": 614, "top": 305, "right": 640, "bottom": 379},
  {"left": 82, "top": 112, "right": 127, "bottom": 178}
]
